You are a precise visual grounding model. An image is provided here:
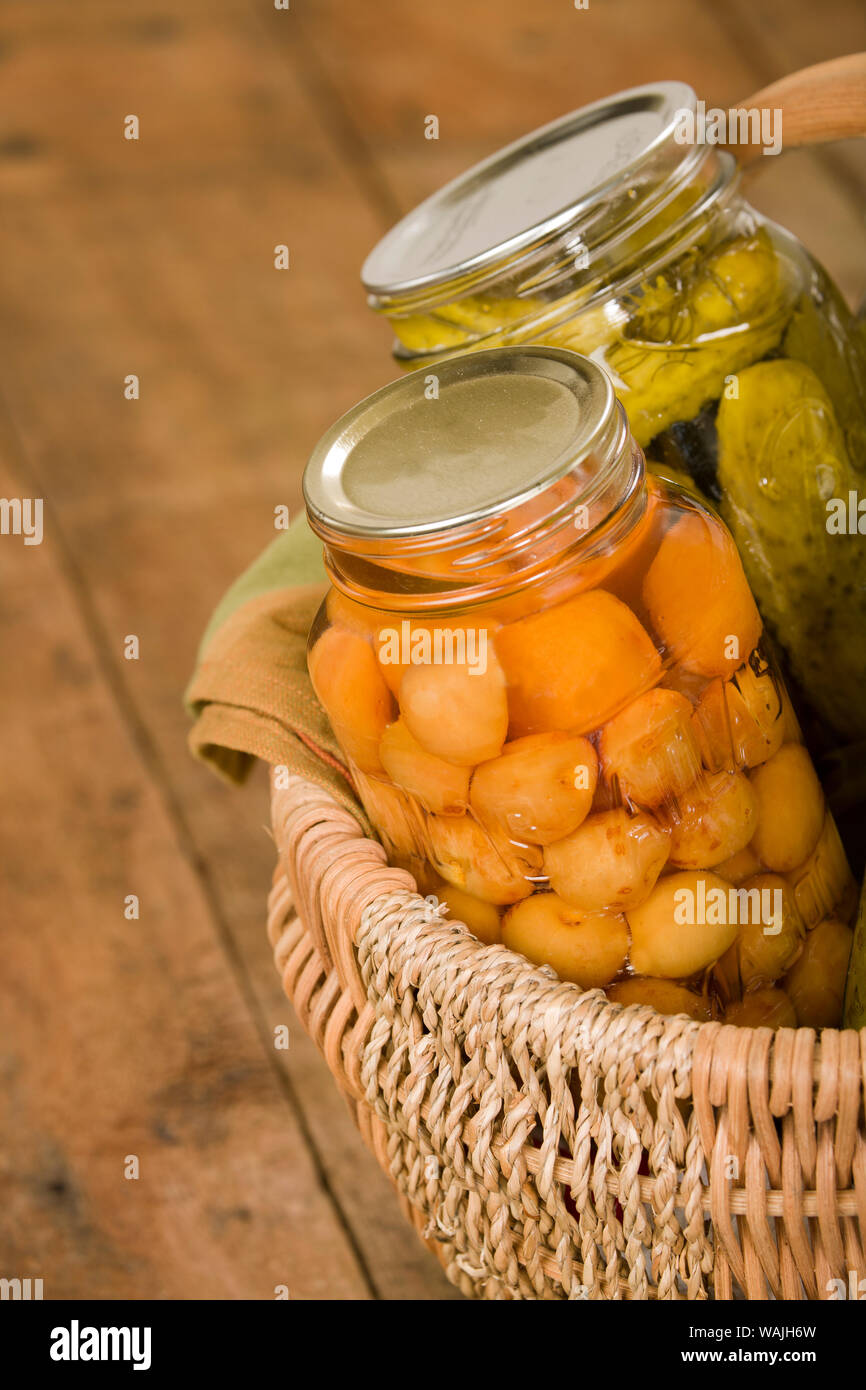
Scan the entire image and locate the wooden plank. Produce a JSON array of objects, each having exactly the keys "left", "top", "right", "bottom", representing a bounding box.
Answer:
[
  {"left": 0, "top": 1, "right": 301, "bottom": 187},
  {"left": 0, "top": 438, "right": 373, "bottom": 1301},
  {"left": 0, "top": 0, "right": 404, "bottom": 229},
  {"left": 0, "top": 0, "right": 457, "bottom": 1300}
]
